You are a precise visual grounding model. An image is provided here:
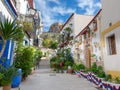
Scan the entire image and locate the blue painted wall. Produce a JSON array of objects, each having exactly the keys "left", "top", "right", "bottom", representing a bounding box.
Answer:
[
  {"left": 4, "top": 0, "right": 17, "bottom": 18},
  {"left": 0, "top": 0, "right": 17, "bottom": 66},
  {"left": 0, "top": 39, "right": 14, "bottom": 67},
  {"left": 0, "top": 0, "right": 22, "bottom": 87}
]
